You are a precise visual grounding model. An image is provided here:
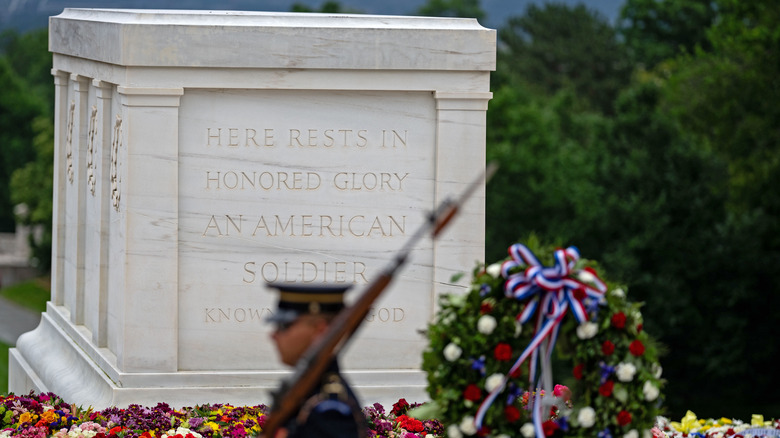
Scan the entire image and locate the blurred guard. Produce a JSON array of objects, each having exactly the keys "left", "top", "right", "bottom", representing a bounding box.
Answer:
[{"left": 266, "top": 283, "right": 367, "bottom": 438}]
